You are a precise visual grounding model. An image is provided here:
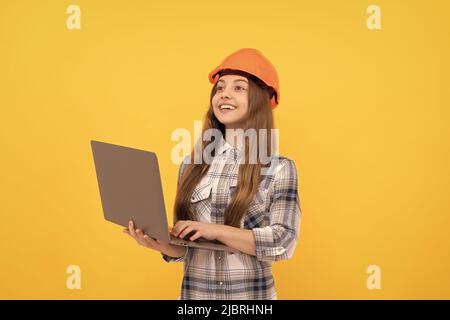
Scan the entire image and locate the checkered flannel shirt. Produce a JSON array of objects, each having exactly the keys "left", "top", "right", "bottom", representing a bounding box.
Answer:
[{"left": 162, "top": 140, "right": 301, "bottom": 299}]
